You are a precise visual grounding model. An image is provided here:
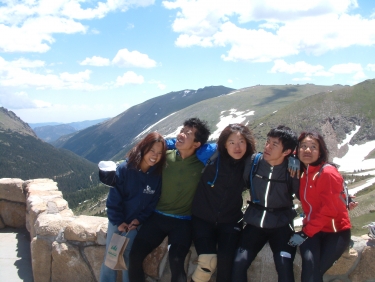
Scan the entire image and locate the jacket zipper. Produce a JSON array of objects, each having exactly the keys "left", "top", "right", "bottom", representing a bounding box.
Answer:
[
  {"left": 304, "top": 165, "right": 313, "bottom": 221},
  {"left": 260, "top": 166, "right": 273, "bottom": 228}
]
